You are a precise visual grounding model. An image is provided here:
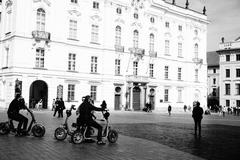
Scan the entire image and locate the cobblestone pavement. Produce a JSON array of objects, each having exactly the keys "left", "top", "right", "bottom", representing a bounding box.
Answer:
[{"left": 0, "top": 110, "right": 240, "bottom": 160}]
